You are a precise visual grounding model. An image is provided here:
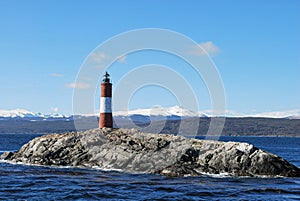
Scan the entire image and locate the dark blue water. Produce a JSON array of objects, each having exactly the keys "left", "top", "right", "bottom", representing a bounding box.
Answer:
[{"left": 0, "top": 134, "right": 299, "bottom": 200}]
